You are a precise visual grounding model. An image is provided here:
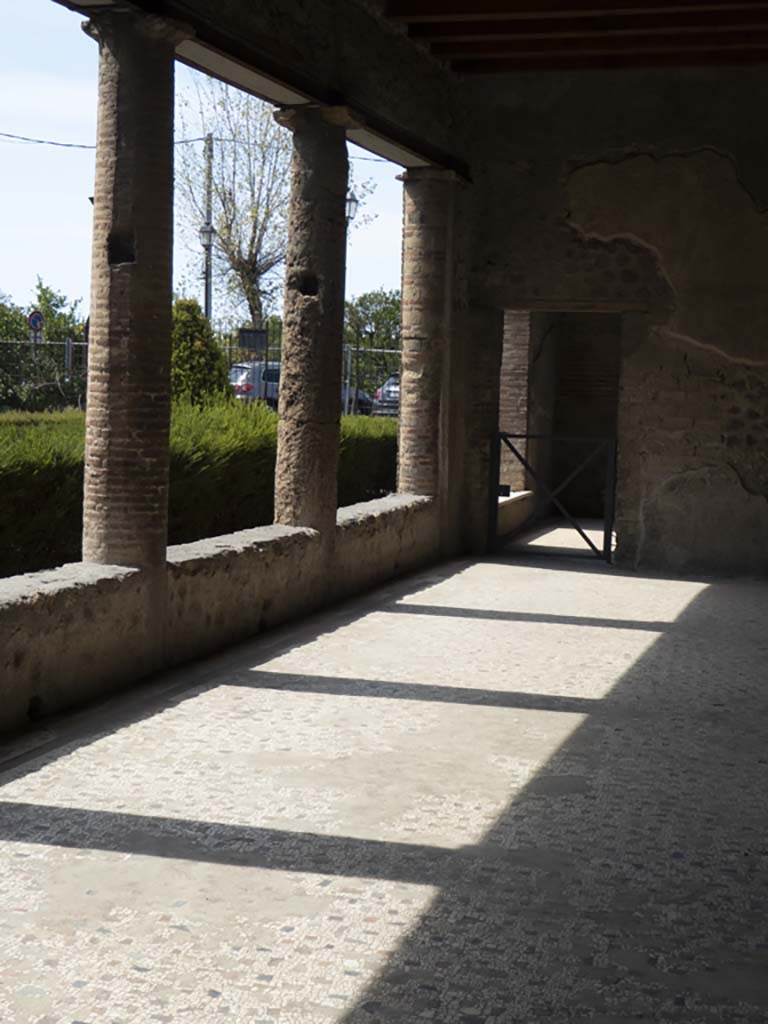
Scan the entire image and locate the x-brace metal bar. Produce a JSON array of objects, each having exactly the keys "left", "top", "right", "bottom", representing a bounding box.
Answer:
[{"left": 501, "top": 437, "right": 603, "bottom": 557}]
